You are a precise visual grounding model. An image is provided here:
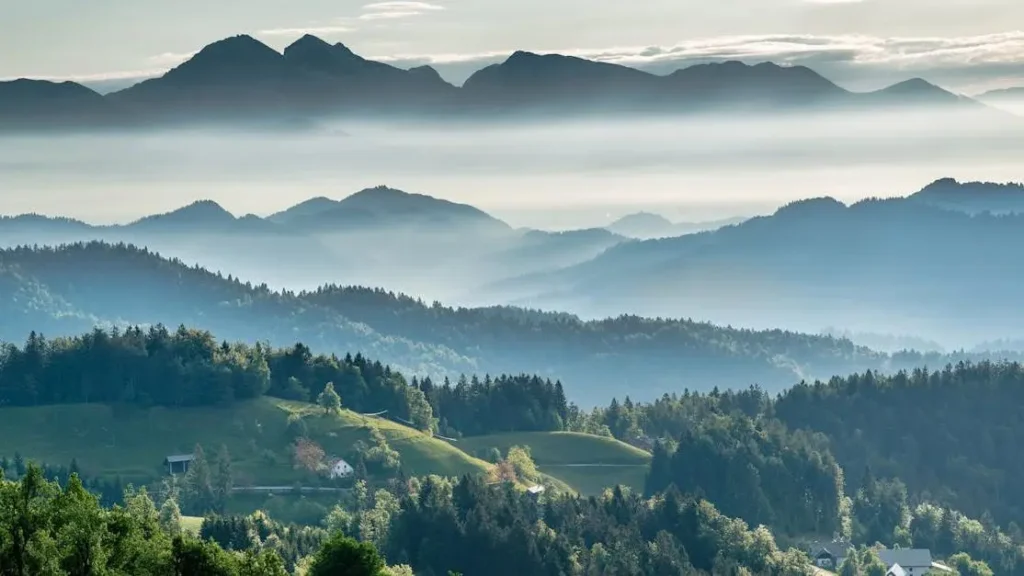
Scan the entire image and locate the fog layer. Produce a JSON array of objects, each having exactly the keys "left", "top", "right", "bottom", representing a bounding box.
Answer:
[{"left": 1, "top": 107, "right": 1021, "bottom": 229}]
